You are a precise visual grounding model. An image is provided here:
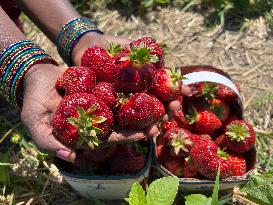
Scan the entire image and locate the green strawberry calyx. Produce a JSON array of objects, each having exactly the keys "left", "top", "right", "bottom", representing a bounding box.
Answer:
[
  {"left": 199, "top": 83, "right": 217, "bottom": 100},
  {"left": 130, "top": 43, "right": 158, "bottom": 65},
  {"left": 217, "top": 148, "right": 229, "bottom": 160},
  {"left": 225, "top": 123, "right": 249, "bottom": 141},
  {"left": 68, "top": 105, "right": 107, "bottom": 149},
  {"left": 165, "top": 67, "right": 187, "bottom": 89},
  {"left": 186, "top": 106, "right": 198, "bottom": 125},
  {"left": 168, "top": 130, "right": 193, "bottom": 155},
  {"left": 107, "top": 42, "right": 123, "bottom": 57}
]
